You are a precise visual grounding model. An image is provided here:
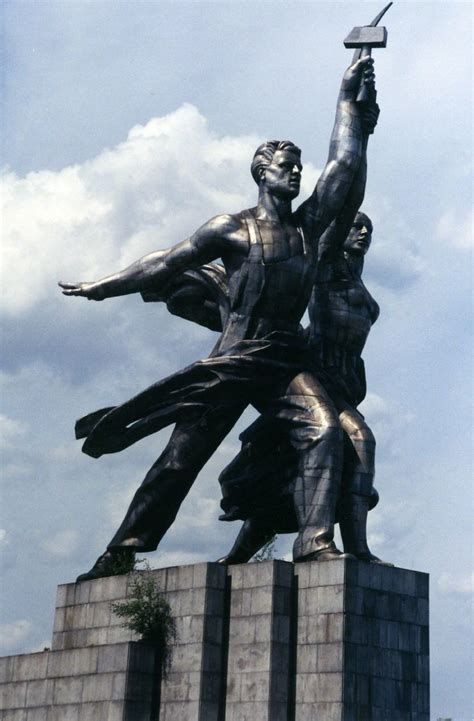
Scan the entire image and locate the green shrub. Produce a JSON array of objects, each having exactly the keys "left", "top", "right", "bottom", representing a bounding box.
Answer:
[
  {"left": 107, "top": 550, "right": 137, "bottom": 576},
  {"left": 111, "top": 567, "right": 177, "bottom": 678}
]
